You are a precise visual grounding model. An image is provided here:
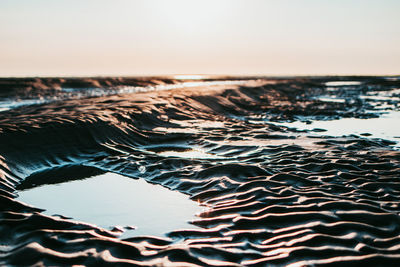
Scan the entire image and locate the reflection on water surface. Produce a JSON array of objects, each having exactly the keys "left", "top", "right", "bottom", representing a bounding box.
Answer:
[{"left": 17, "top": 172, "right": 203, "bottom": 238}]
